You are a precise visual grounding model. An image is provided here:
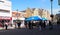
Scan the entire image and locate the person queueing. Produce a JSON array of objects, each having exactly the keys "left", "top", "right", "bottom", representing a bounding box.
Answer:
[
  {"left": 41, "top": 21, "right": 46, "bottom": 30},
  {"left": 28, "top": 21, "right": 31, "bottom": 29},
  {"left": 49, "top": 21, "right": 53, "bottom": 30},
  {"left": 43, "top": 21, "right": 46, "bottom": 29},
  {"left": 39, "top": 21, "right": 42, "bottom": 30},
  {"left": 24, "top": 21, "right": 27, "bottom": 28},
  {"left": 31, "top": 21, "right": 33, "bottom": 29},
  {"left": 17, "top": 22, "right": 21, "bottom": 29}
]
